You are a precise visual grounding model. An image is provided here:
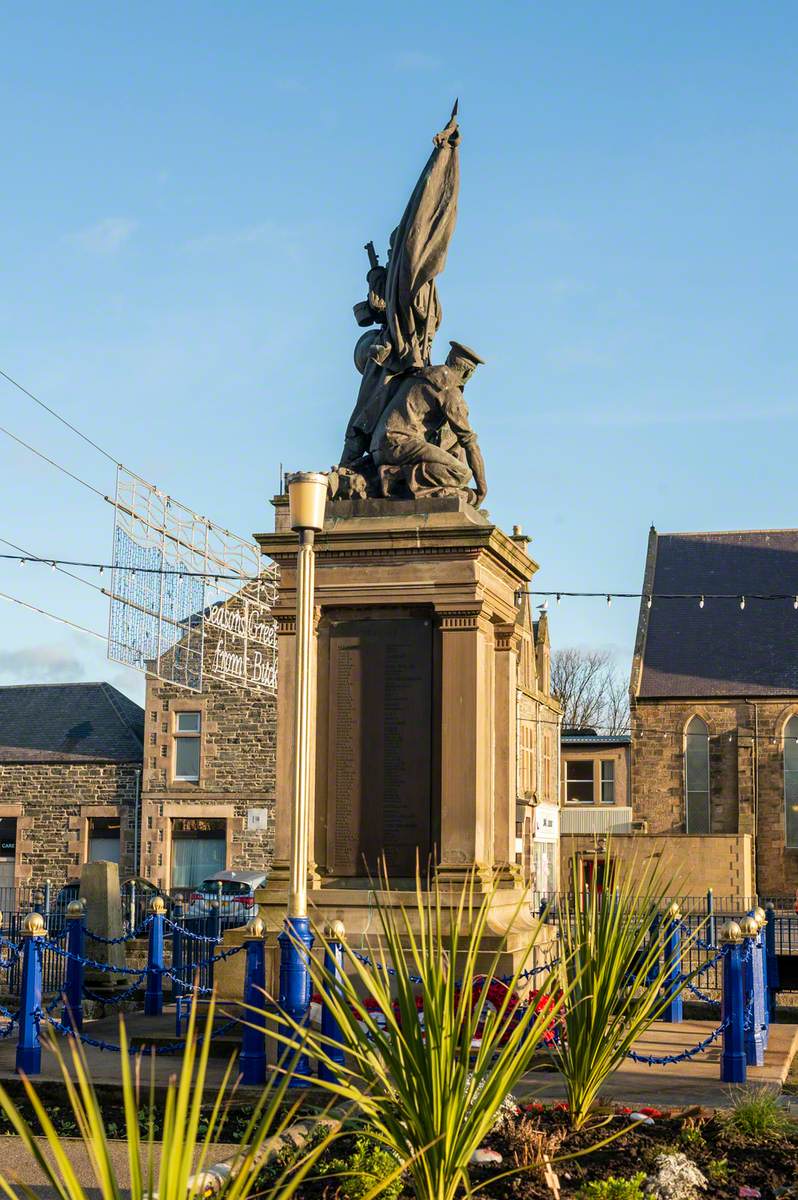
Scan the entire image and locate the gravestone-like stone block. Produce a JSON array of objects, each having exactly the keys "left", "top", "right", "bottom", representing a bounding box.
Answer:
[
  {"left": 79, "top": 860, "right": 127, "bottom": 987},
  {"left": 326, "top": 615, "right": 432, "bottom": 876}
]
